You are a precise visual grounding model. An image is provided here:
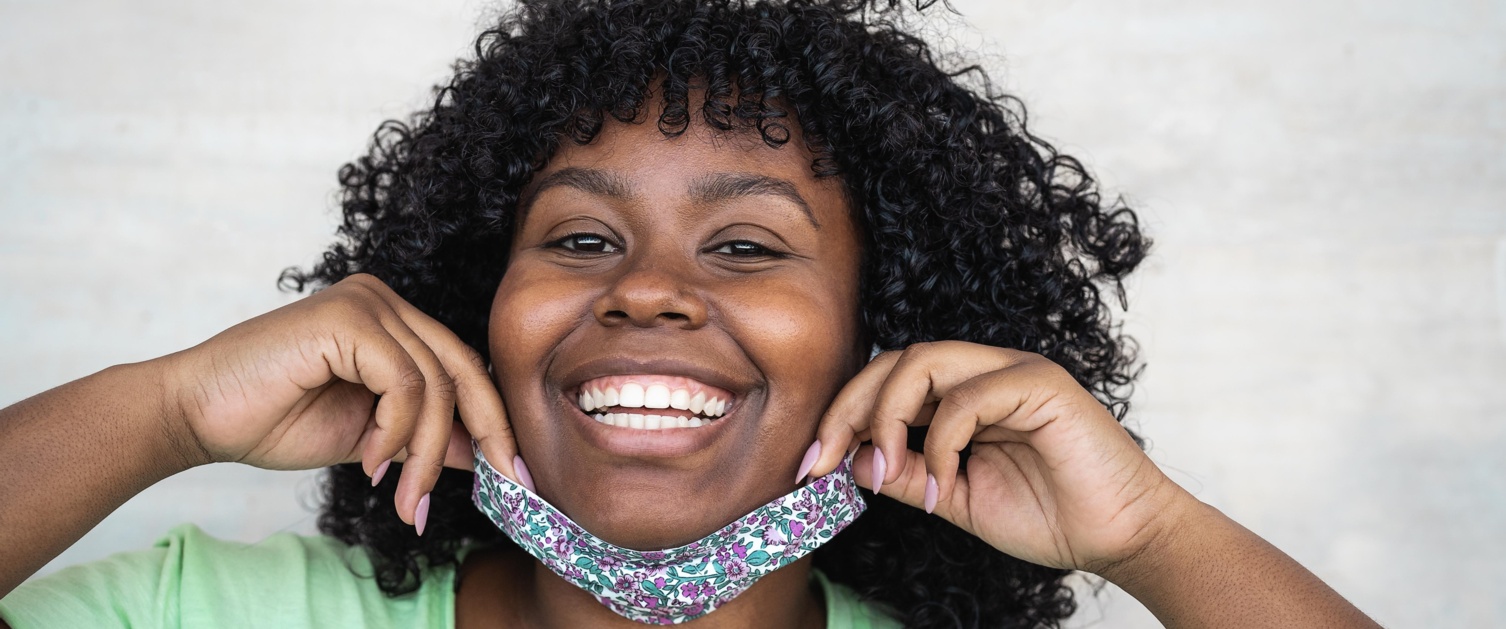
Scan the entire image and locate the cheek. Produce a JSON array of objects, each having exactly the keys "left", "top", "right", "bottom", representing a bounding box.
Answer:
[
  {"left": 728, "top": 276, "right": 860, "bottom": 410},
  {"left": 488, "top": 267, "right": 590, "bottom": 391}
]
